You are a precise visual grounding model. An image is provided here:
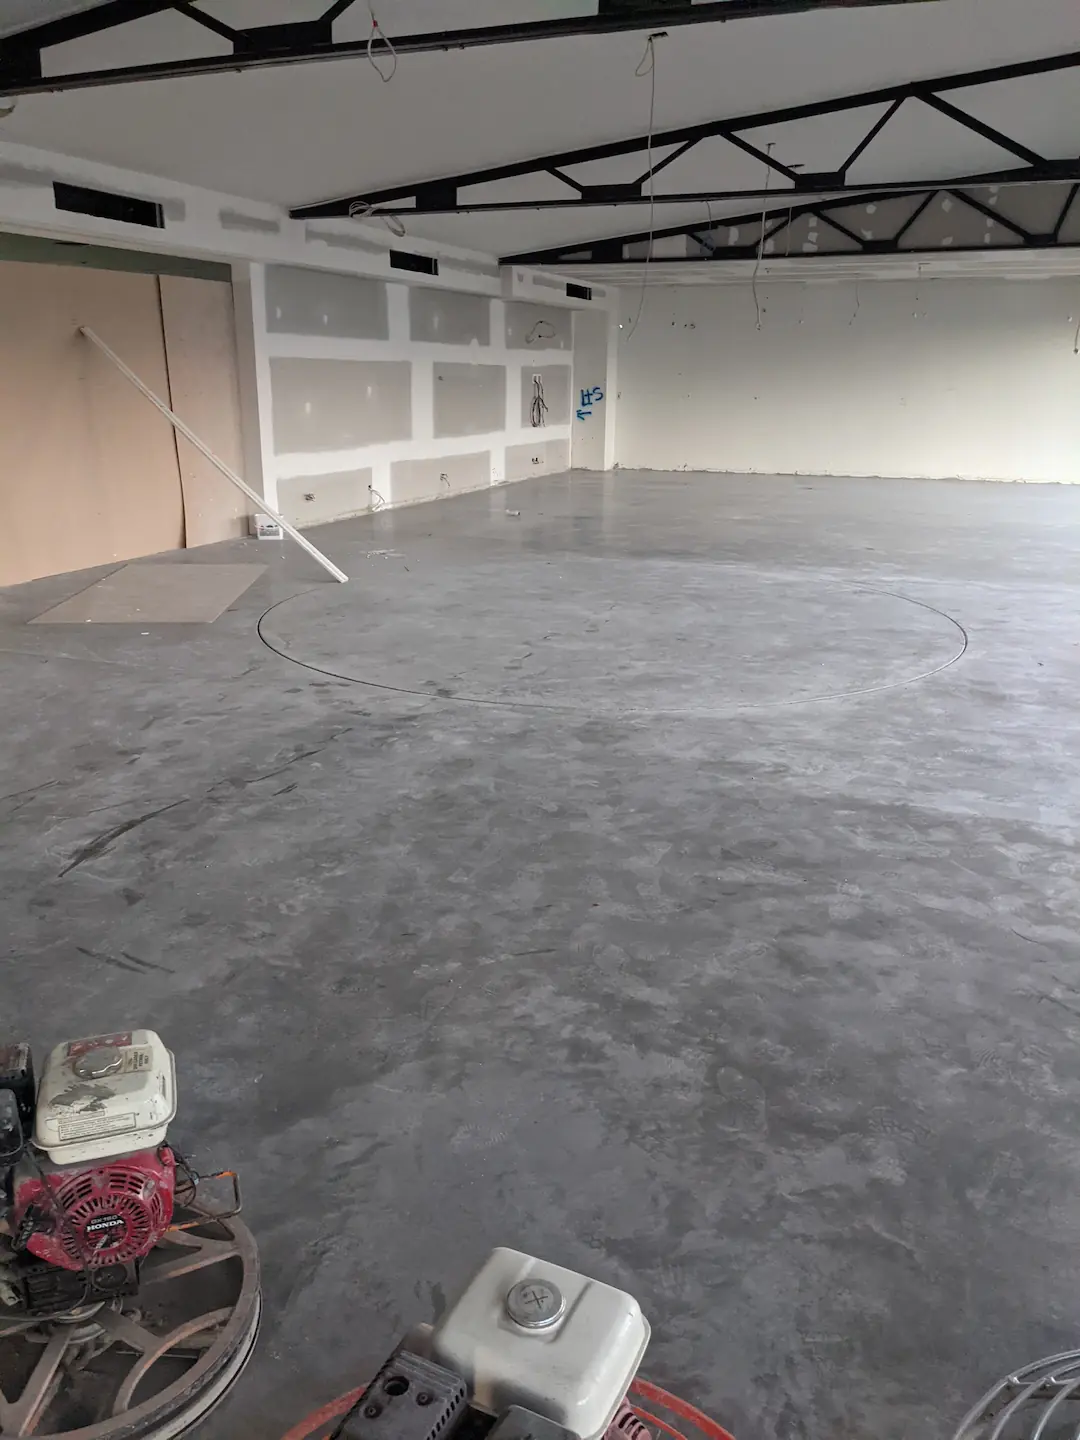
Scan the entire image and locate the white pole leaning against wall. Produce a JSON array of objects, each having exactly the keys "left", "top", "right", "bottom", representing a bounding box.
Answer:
[{"left": 79, "top": 326, "right": 349, "bottom": 585}]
